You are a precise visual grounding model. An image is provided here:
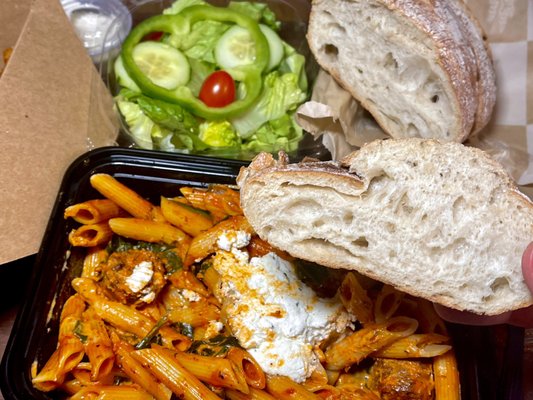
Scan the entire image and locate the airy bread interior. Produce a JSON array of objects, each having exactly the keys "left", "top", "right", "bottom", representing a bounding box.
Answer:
[
  {"left": 306, "top": 0, "right": 496, "bottom": 142},
  {"left": 238, "top": 139, "right": 533, "bottom": 315}
]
